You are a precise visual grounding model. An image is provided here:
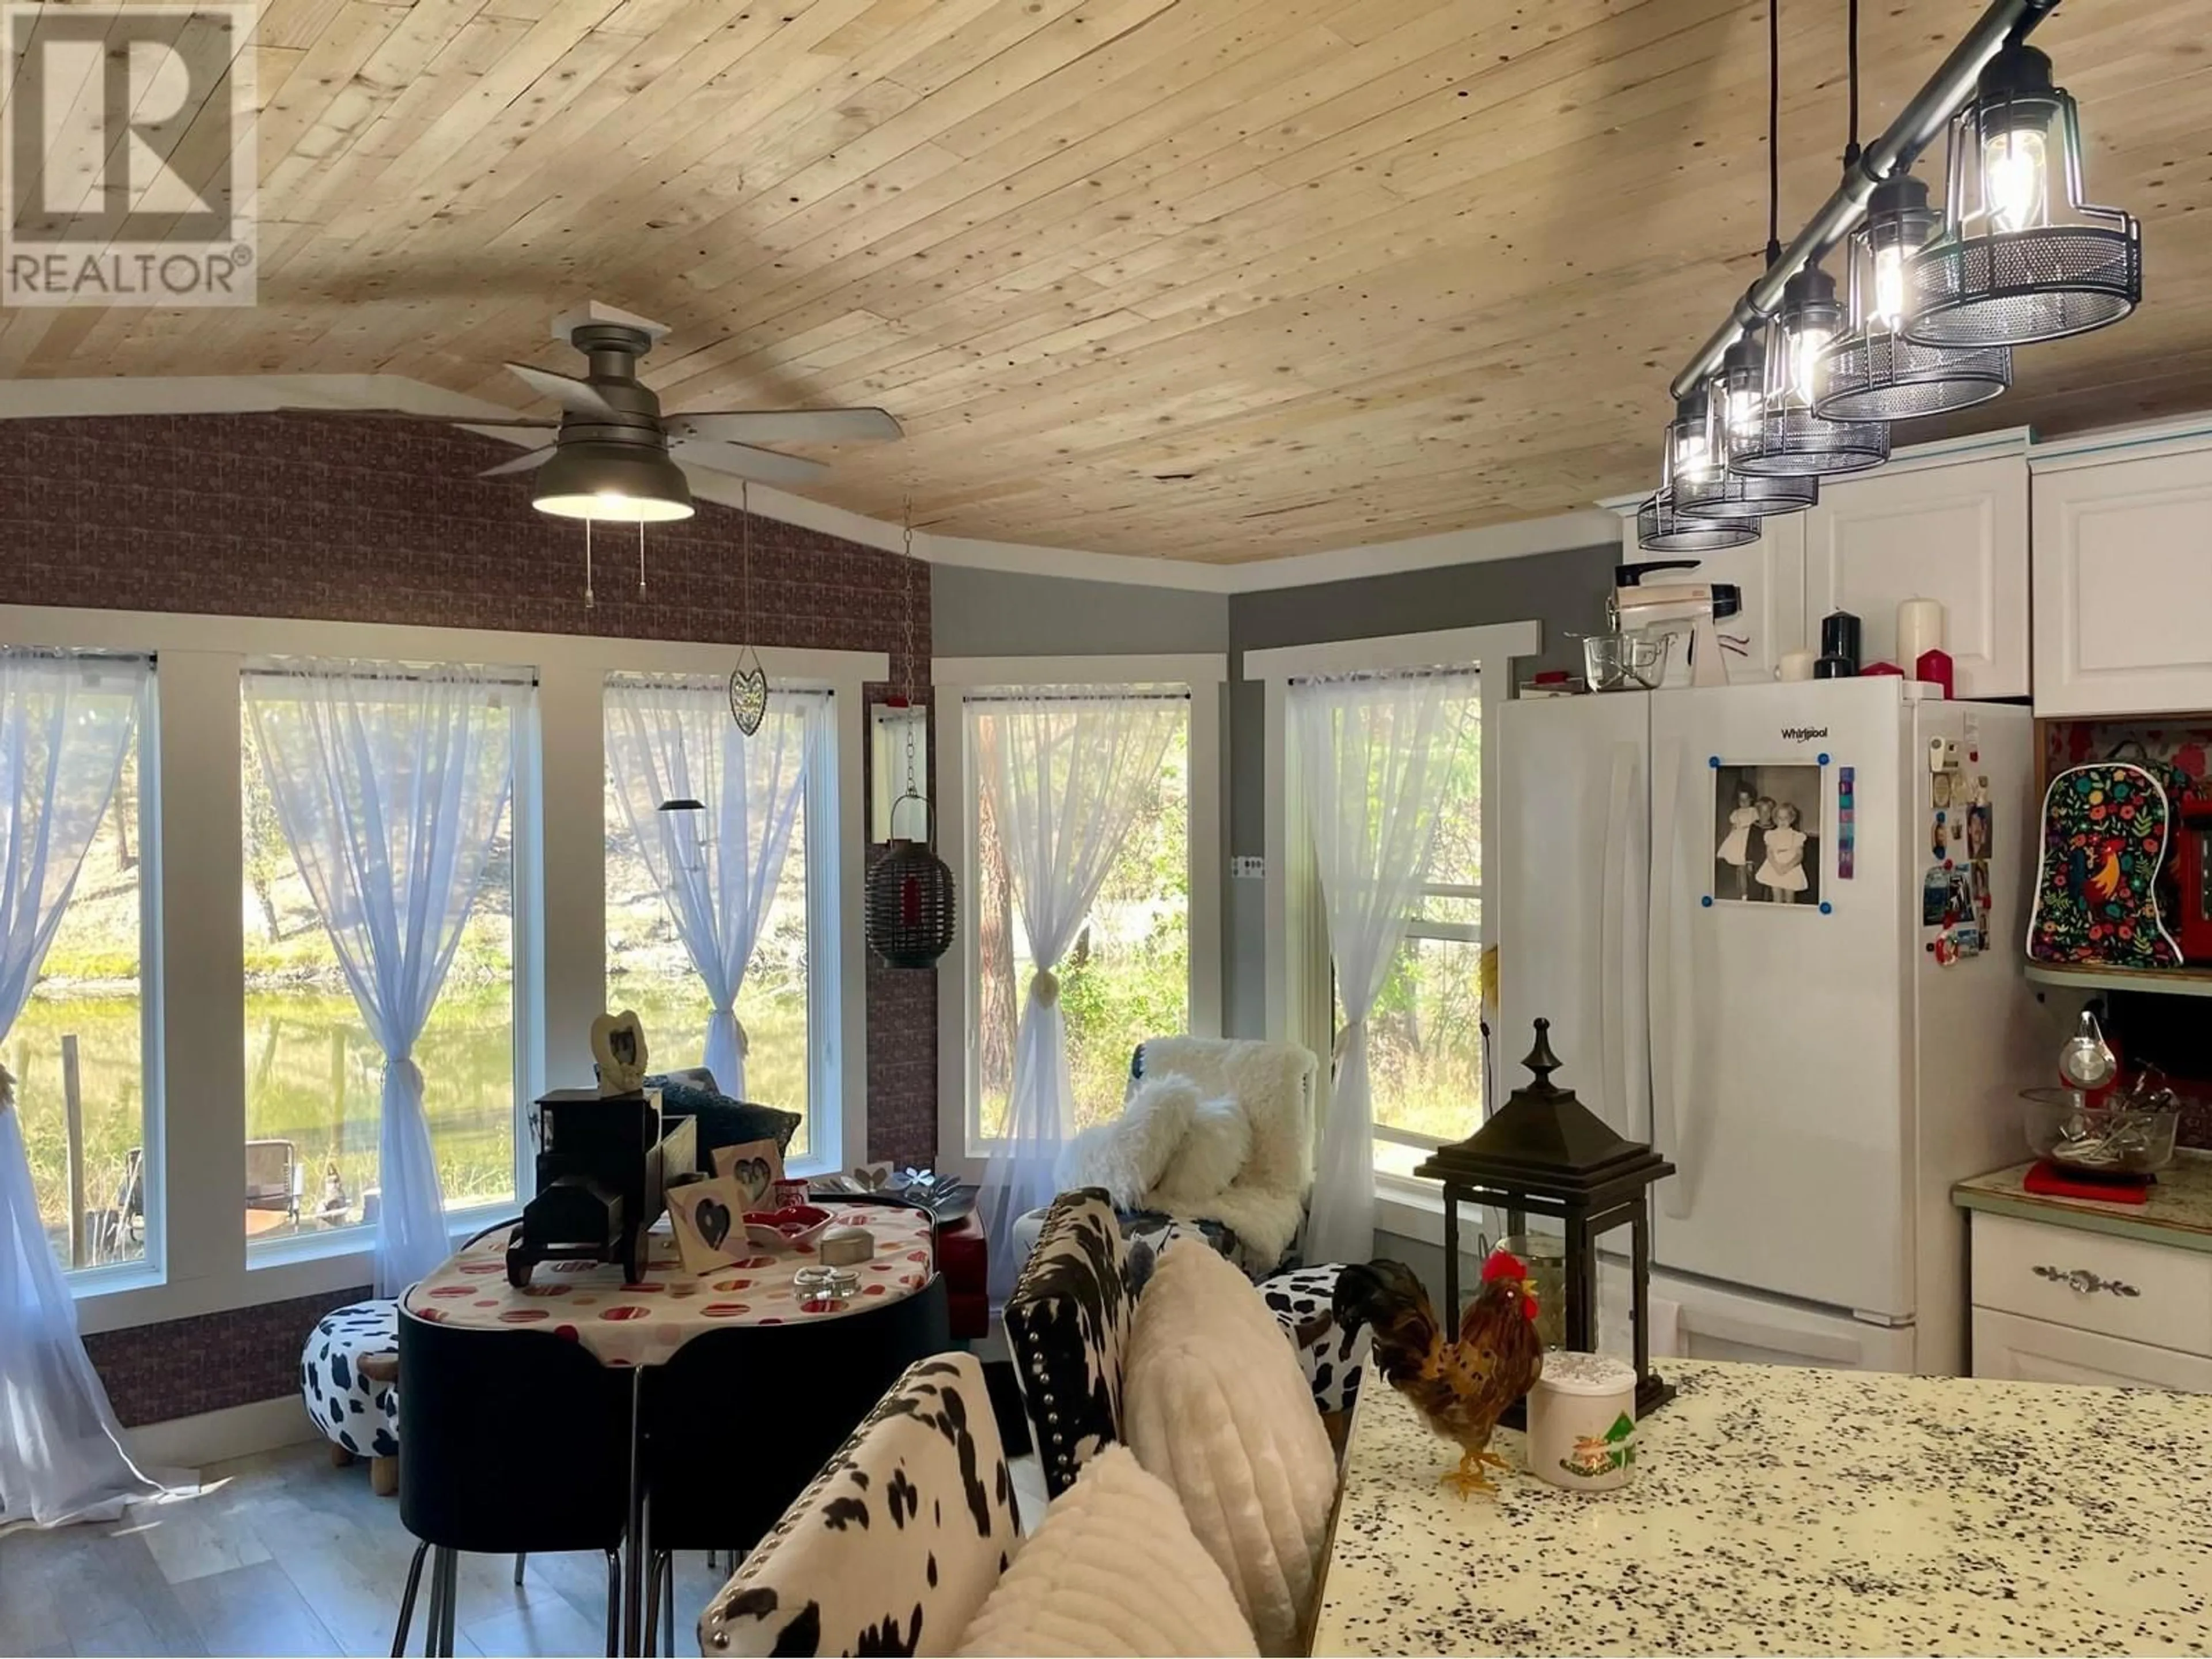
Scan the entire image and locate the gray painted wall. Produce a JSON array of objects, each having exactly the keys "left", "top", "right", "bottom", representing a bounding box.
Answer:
[
  {"left": 931, "top": 563, "right": 1230, "bottom": 657},
  {"left": 1220, "top": 543, "right": 1620, "bottom": 1037}
]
